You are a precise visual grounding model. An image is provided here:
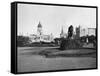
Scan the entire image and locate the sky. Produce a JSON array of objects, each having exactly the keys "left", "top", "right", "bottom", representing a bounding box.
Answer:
[{"left": 18, "top": 4, "right": 96, "bottom": 38}]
